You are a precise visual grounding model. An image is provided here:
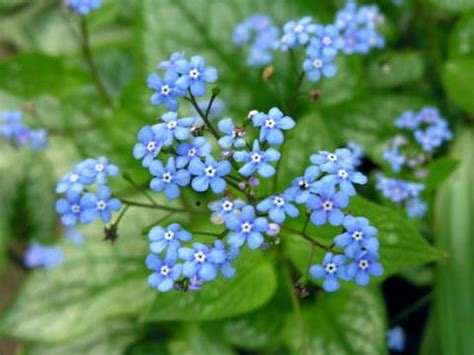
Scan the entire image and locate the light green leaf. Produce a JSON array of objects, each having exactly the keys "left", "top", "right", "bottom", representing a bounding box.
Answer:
[
  {"left": 449, "top": 12, "right": 474, "bottom": 59},
  {"left": 430, "top": 127, "right": 474, "bottom": 354},
  {"left": 425, "top": 157, "right": 459, "bottom": 191},
  {"left": 25, "top": 319, "right": 141, "bottom": 355},
  {"left": 442, "top": 59, "right": 474, "bottom": 114},
  {"left": 367, "top": 52, "right": 425, "bottom": 88},
  {"left": 168, "top": 324, "right": 236, "bottom": 355},
  {"left": 284, "top": 288, "right": 388, "bottom": 355},
  {"left": 427, "top": 0, "right": 474, "bottom": 12},
  {"left": 142, "top": 251, "right": 277, "bottom": 322},
  {"left": 0, "top": 205, "right": 163, "bottom": 343},
  {"left": 0, "top": 53, "right": 88, "bottom": 98}
]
